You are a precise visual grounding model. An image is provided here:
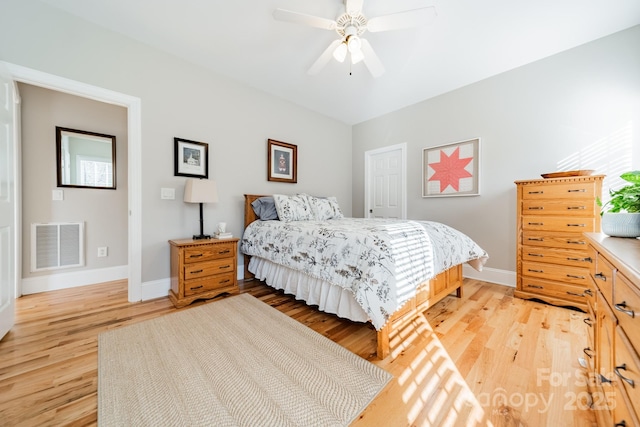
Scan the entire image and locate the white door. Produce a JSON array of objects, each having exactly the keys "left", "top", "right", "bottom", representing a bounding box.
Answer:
[
  {"left": 365, "top": 143, "right": 406, "bottom": 219},
  {"left": 0, "top": 66, "right": 16, "bottom": 340}
]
